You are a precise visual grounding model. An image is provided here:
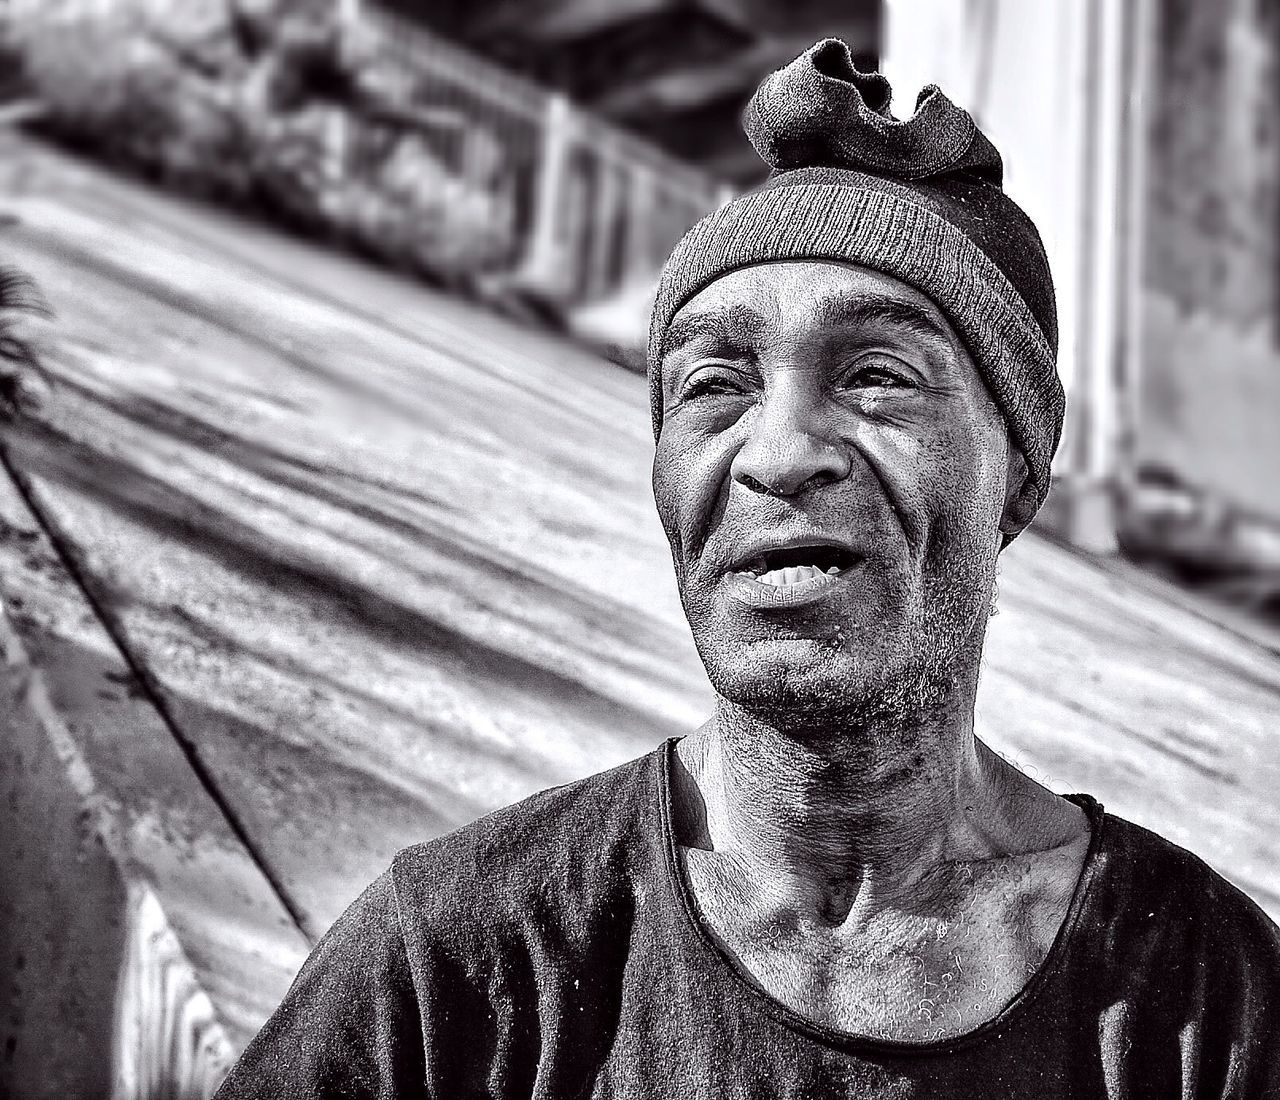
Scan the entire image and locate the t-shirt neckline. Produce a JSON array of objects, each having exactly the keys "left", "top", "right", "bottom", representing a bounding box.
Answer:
[{"left": 655, "top": 735, "right": 1108, "bottom": 1058}]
